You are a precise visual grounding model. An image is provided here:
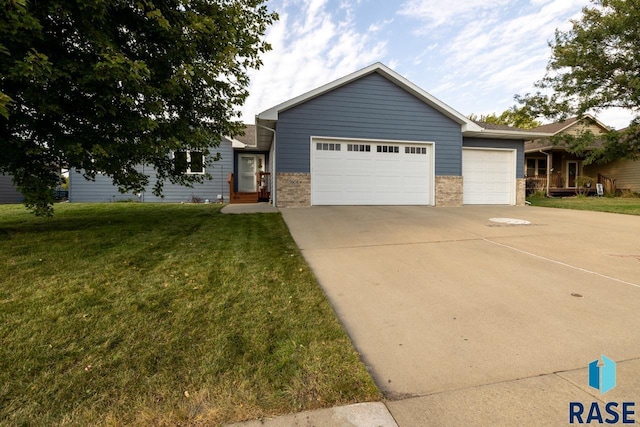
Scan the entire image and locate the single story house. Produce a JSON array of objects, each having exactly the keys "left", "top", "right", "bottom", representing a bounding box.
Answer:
[
  {"left": 70, "top": 63, "right": 551, "bottom": 206},
  {"left": 254, "top": 63, "right": 549, "bottom": 207},
  {"left": 524, "top": 115, "right": 640, "bottom": 195},
  {"left": 0, "top": 174, "right": 23, "bottom": 204}
]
